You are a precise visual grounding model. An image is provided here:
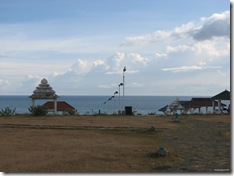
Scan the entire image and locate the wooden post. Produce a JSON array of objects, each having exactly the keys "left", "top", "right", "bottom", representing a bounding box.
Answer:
[
  {"left": 54, "top": 99, "right": 57, "bottom": 114},
  {"left": 218, "top": 99, "right": 221, "bottom": 114},
  {"left": 212, "top": 100, "right": 215, "bottom": 114}
]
